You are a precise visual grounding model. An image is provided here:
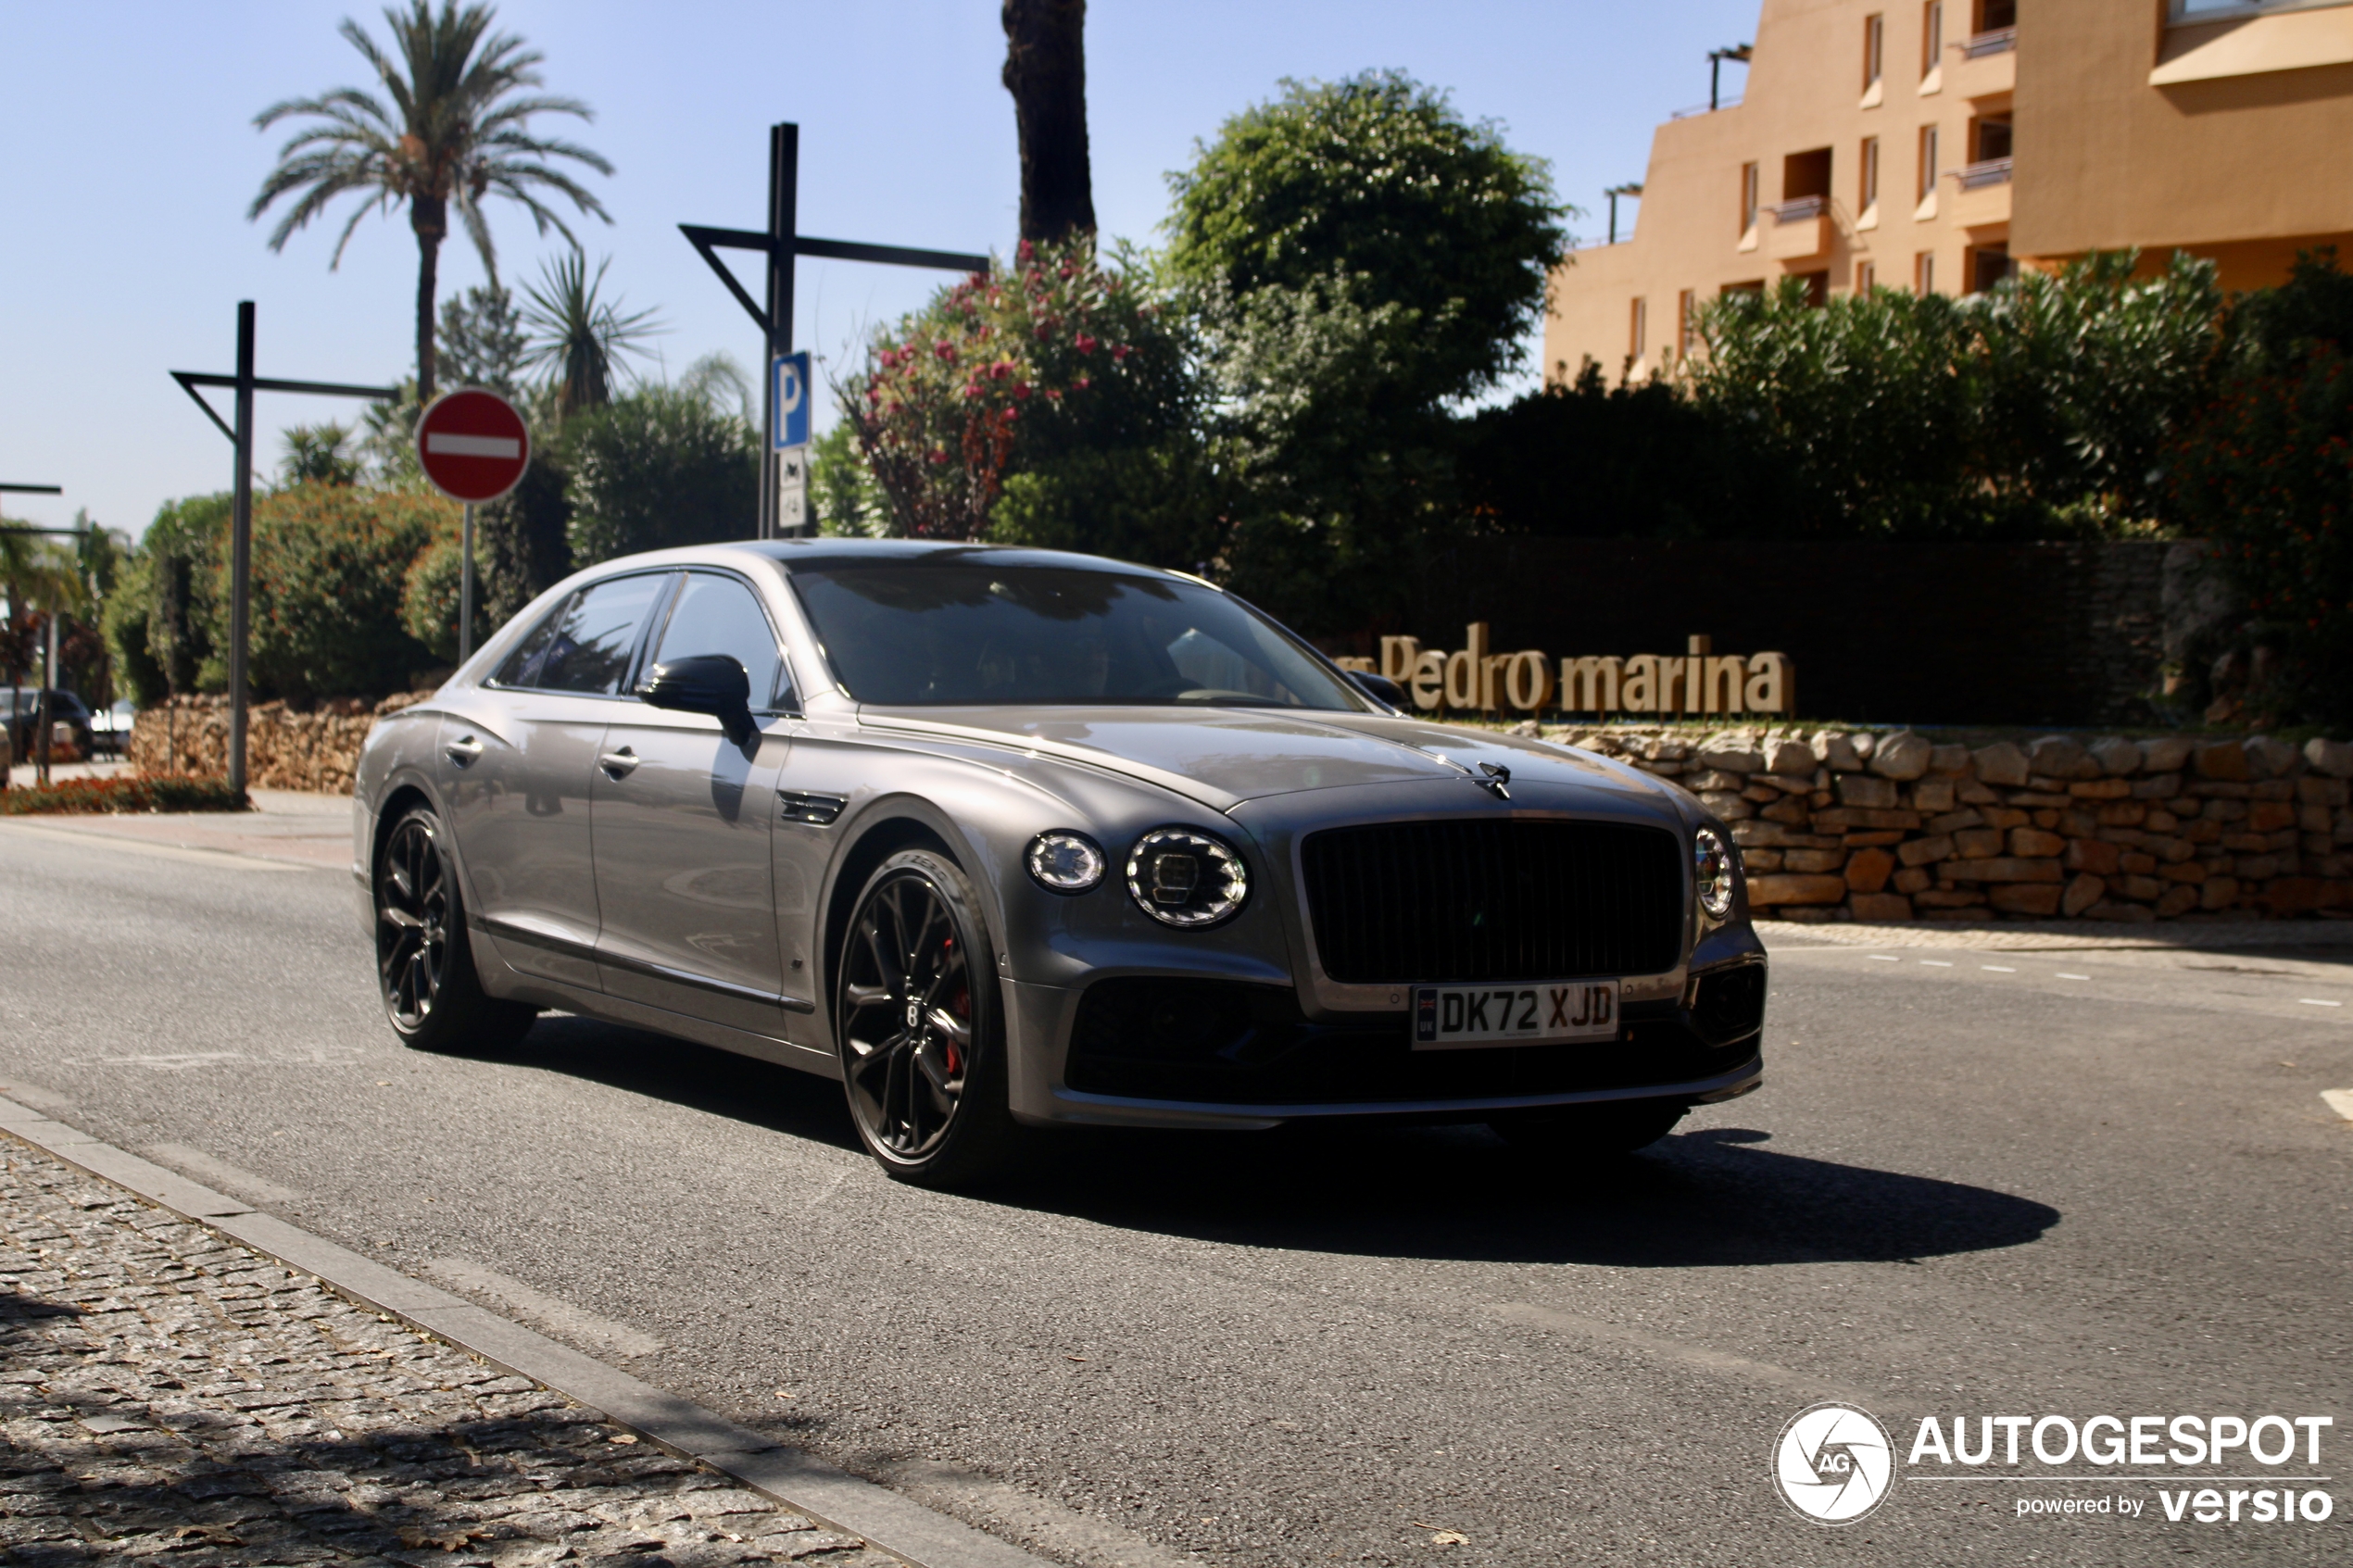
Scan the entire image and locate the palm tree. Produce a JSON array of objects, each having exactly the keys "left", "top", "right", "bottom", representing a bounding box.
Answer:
[
  {"left": 249, "top": 1, "right": 614, "bottom": 401},
  {"left": 520, "top": 251, "right": 663, "bottom": 418}
]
